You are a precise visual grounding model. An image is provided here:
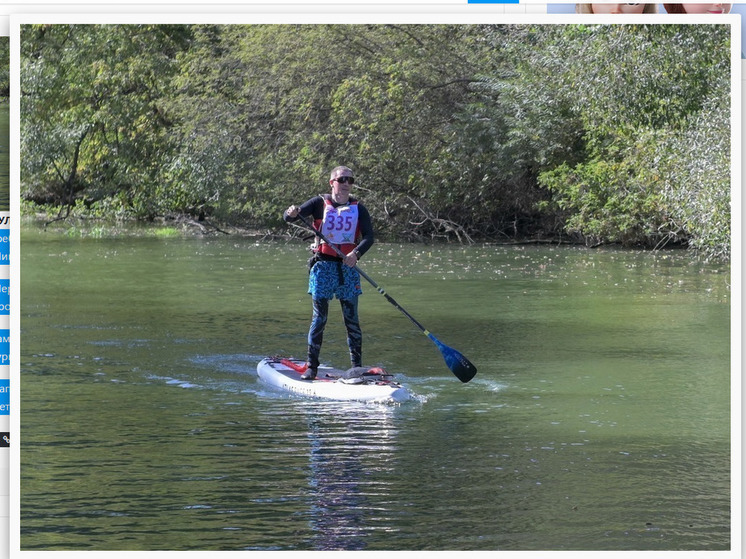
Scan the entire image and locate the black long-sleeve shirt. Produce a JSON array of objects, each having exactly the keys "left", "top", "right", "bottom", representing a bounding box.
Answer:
[{"left": 284, "top": 194, "right": 374, "bottom": 258}]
